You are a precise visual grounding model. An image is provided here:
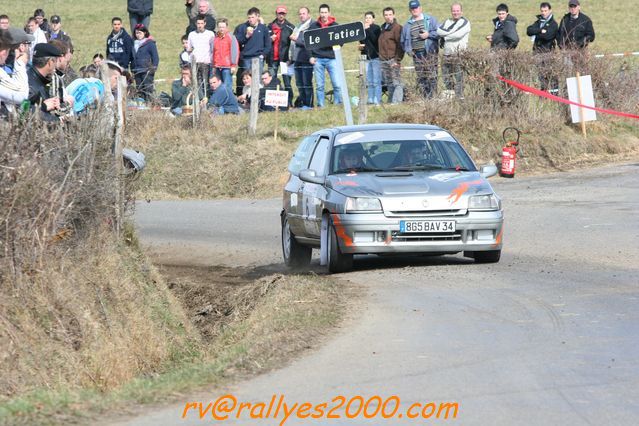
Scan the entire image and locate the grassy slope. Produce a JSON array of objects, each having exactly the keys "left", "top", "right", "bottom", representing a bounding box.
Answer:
[{"left": 6, "top": 0, "right": 636, "bottom": 85}]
